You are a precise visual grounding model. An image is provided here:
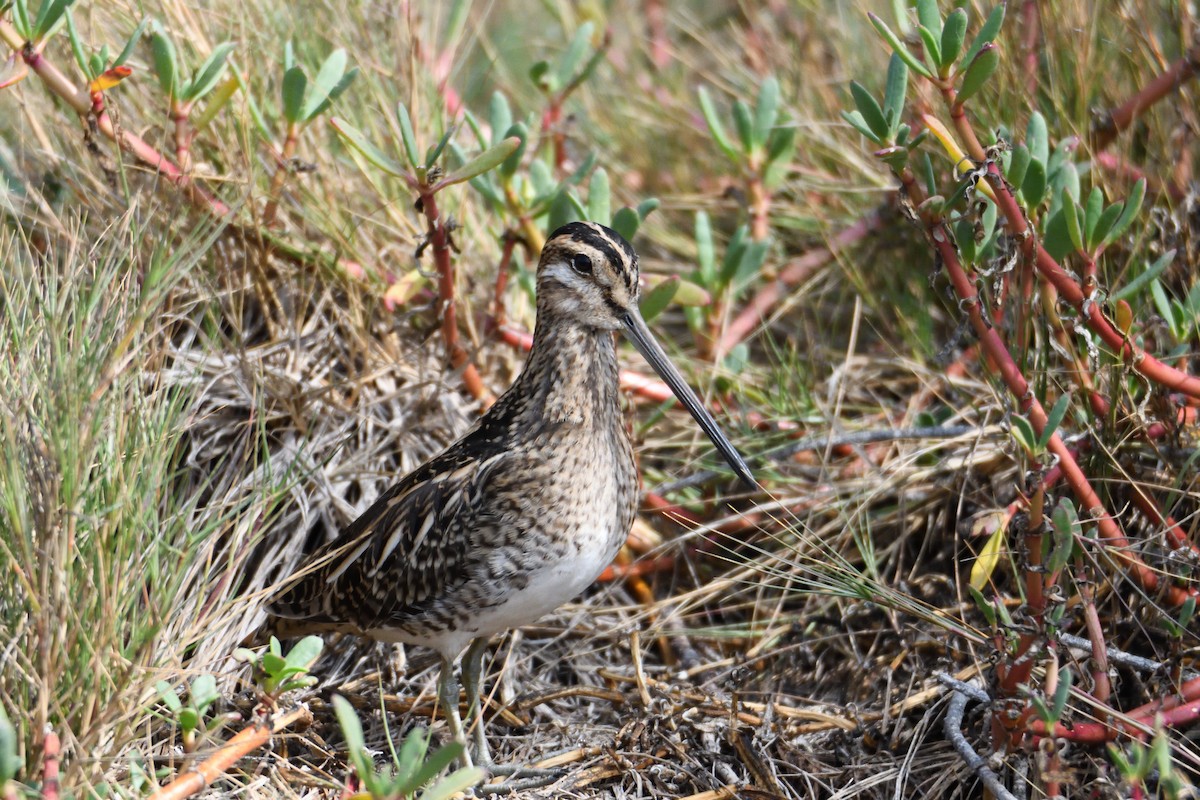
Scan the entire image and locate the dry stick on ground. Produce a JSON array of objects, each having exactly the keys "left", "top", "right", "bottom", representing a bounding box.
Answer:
[{"left": 146, "top": 706, "right": 313, "bottom": 800}]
